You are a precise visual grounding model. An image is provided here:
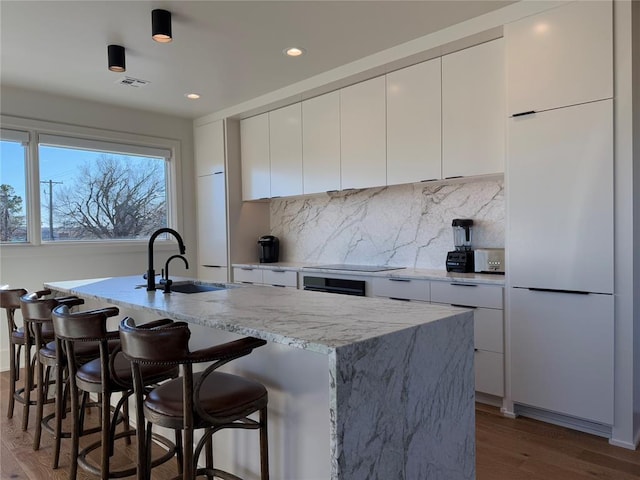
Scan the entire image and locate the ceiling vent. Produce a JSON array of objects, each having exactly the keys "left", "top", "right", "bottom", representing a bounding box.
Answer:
[{"left": 116, "top": 77, "right": 151, "bottom": 88}]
